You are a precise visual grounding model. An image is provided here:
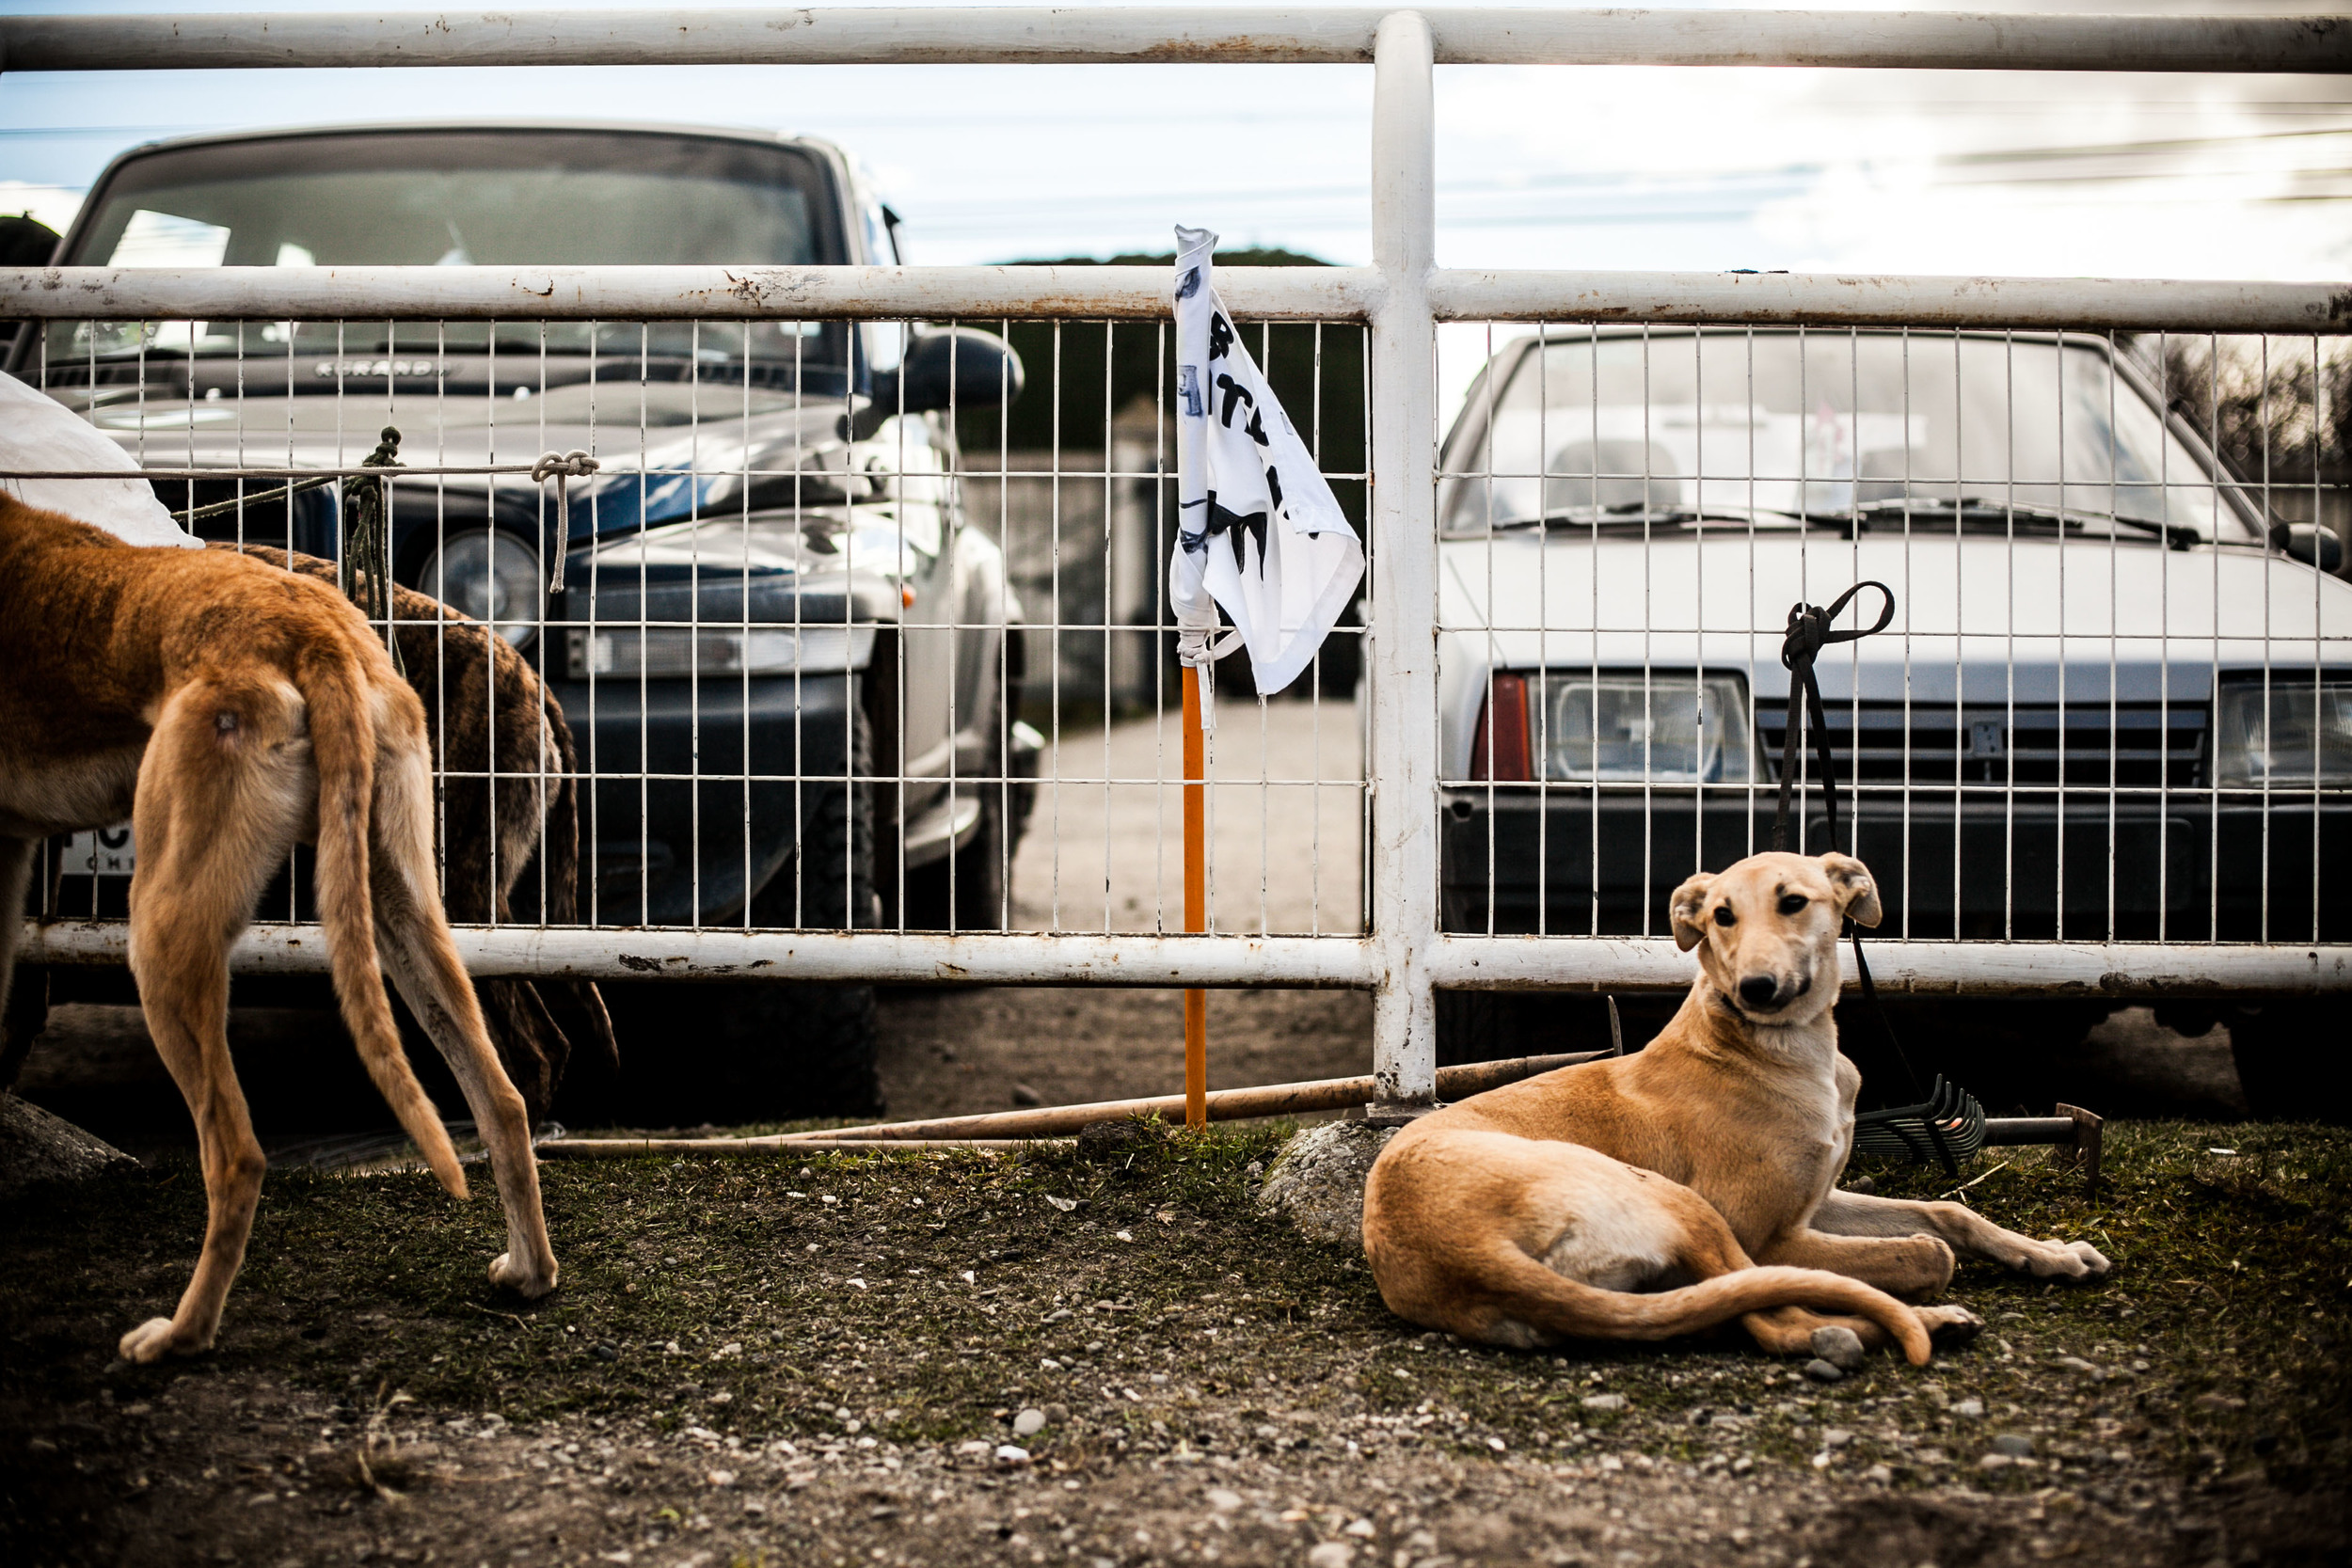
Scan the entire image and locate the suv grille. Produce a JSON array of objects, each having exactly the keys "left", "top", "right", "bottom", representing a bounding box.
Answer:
[{"left": 1756, "top": 699, "right": 2206, "bottom": 790}]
